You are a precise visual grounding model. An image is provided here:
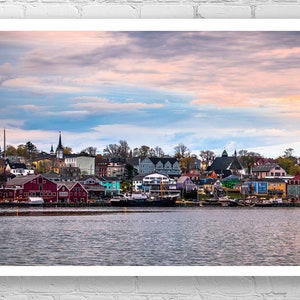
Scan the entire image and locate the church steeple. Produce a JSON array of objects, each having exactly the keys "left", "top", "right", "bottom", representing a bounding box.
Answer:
[
  {"left": 50, "top": 144, "right": 54, "bottom": 155},
  {"left": 56, "top": 131, "right": 64, "bottom": 159},
  {"left": 222, "top": 149, "right": 228, "bottom": 157}
]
